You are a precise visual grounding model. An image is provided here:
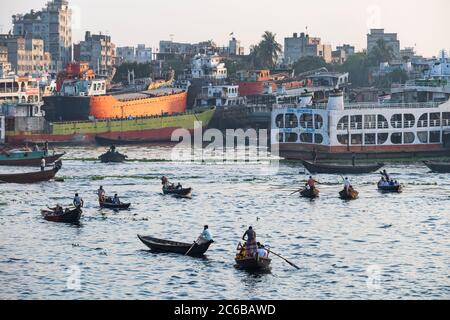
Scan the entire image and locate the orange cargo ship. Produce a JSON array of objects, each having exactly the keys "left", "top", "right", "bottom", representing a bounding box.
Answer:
[{"left": 90, "top": 89, "right": 187, "bottom": 119}]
